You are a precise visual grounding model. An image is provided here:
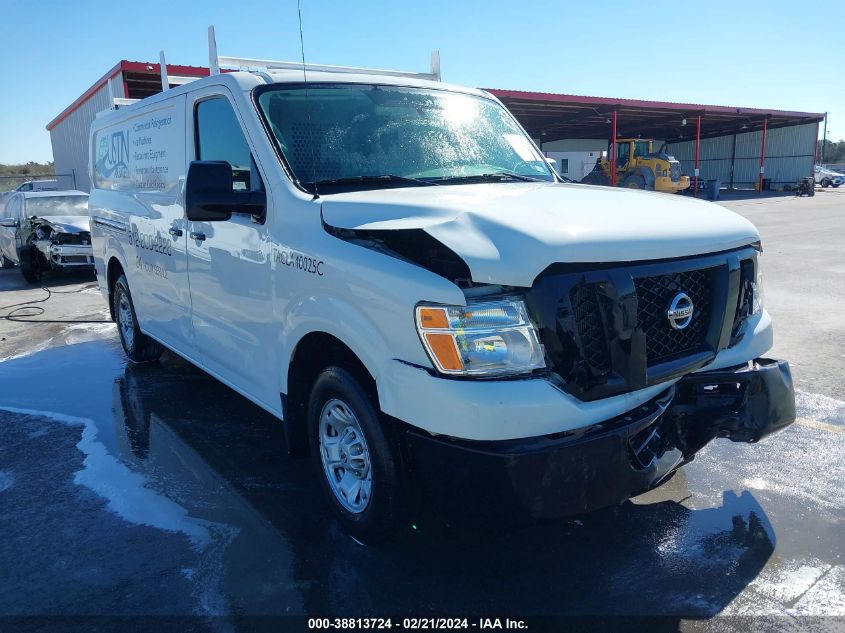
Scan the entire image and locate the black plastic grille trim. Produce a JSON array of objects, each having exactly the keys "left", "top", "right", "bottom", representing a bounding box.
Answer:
[
  {"left": 730, "top": 259, "right": 755, "bottom": 346},
  {"left": 569, "top": 283, "right": 611, "bottom": 373}
]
